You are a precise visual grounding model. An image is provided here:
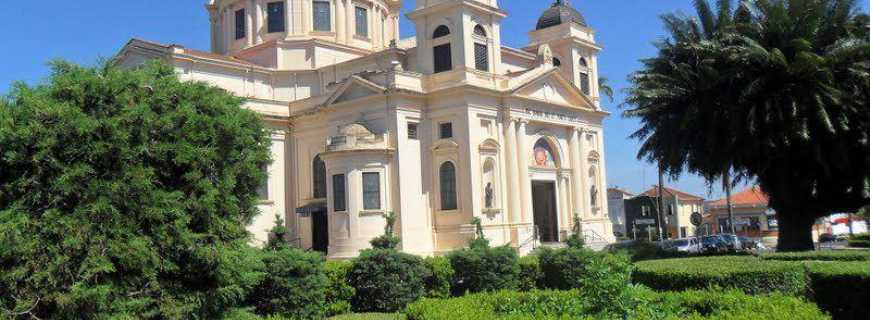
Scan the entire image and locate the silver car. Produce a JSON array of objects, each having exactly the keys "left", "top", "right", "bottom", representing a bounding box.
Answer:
[{"left": 669, "top": 237, "right": 702, "bottom": 253}]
